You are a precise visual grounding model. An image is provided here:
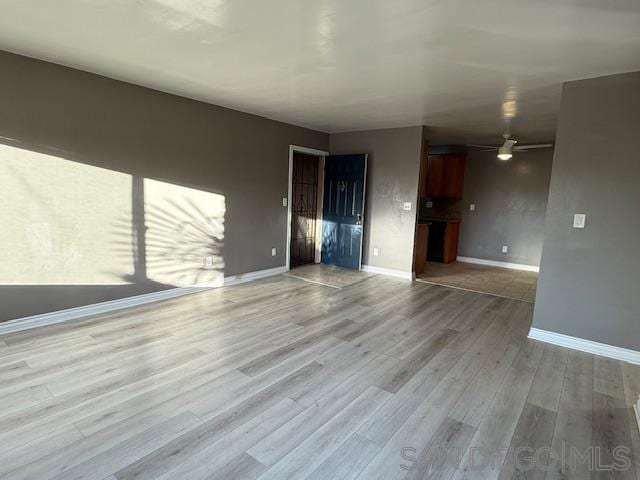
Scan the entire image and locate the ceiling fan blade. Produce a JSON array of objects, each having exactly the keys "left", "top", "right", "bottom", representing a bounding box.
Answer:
[
  {"left": 466, "top": 144, "right": 498, "bottom": 150},
  {"left": 513, "top": 143, "right": 554, "bottom": 151}
]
